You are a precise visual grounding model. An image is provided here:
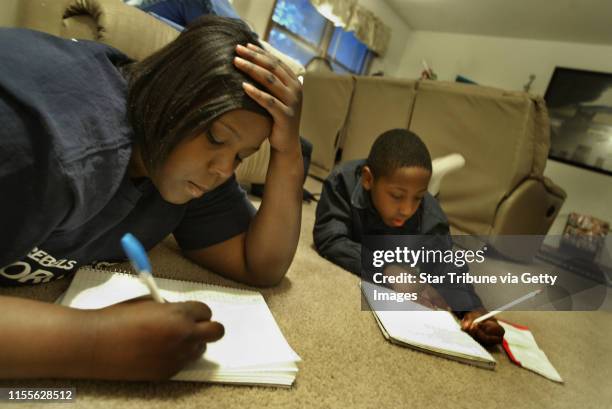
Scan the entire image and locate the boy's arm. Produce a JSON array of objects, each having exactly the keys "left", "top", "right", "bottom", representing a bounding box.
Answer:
[
  {"left": 431, "top": 261, "right": 484, "bottom": 312},
  {"left": 420, "top": 224, "right": 484, "bottom": 312},
  {"left": 313, "top": 177, "right": 363, "bottom": 275},
  {"left": 421, "top": 228, "right": 504, "bottom": 345}
]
